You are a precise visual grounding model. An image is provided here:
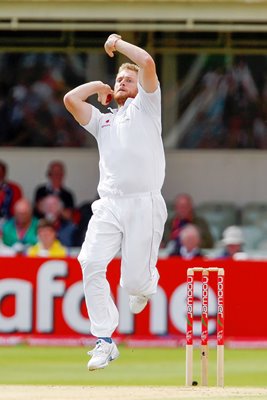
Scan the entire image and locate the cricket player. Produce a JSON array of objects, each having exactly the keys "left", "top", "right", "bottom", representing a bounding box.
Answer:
[{"left": 63, "top": 33, "right": 167, "bottom": 370}]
